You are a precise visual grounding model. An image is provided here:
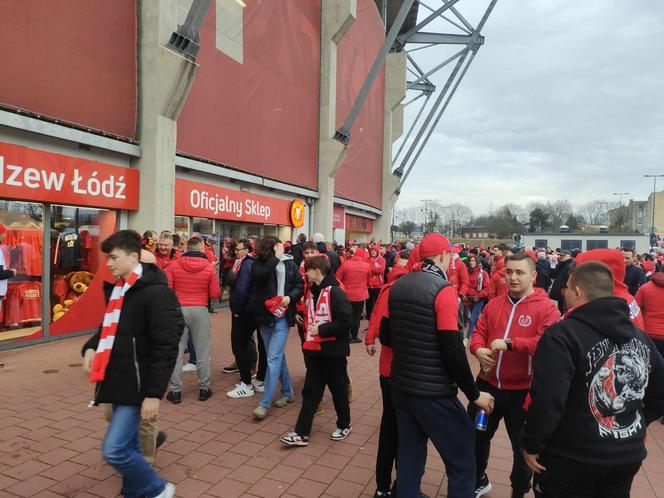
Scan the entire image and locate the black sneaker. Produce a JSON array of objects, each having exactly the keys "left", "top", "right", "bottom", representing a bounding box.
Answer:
[
  {"left": 166, "top": 391, "right": 181, "bottom": 404},
  {"left": 349, "top": 337, "right": 362, "bottom": 344},
  {"left": 199, "top": 388, "right": 213, "bottom": 401},
  {"left": 475, "top": 475, "right": 492, "bottom": 498},
  {"left": 156, "top": 431, "right": 167, "bottom": 449},
  {"left": 373, "top": 492, "right": 390, "bottom": 498}
]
